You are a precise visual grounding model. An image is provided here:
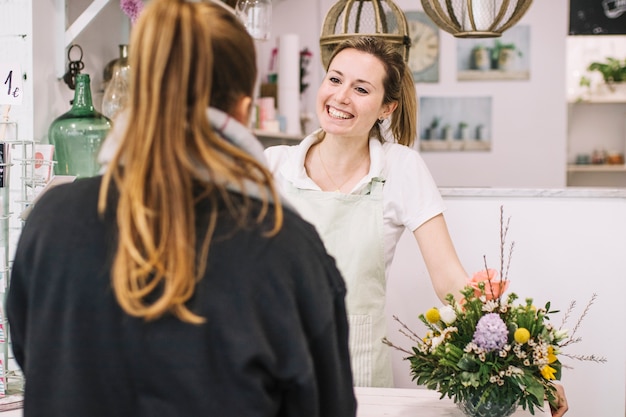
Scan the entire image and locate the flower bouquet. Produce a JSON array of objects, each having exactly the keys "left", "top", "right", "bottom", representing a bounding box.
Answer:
[{"left": 384, "top": 208, "right": 606, "bottom": 417}]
